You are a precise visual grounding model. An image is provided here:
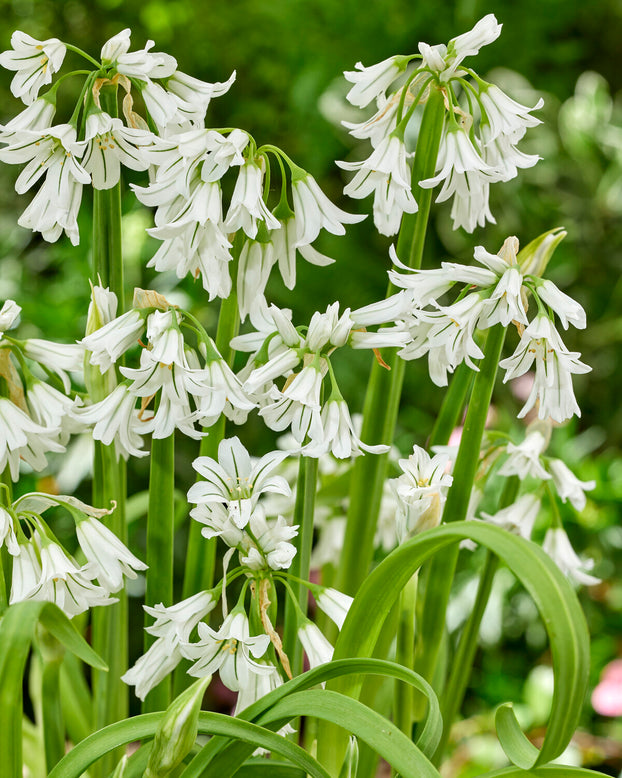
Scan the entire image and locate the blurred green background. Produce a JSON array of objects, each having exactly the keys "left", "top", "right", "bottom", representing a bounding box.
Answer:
[{"left": 0, "top": 1, "right": 621, "bottom": 775}]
